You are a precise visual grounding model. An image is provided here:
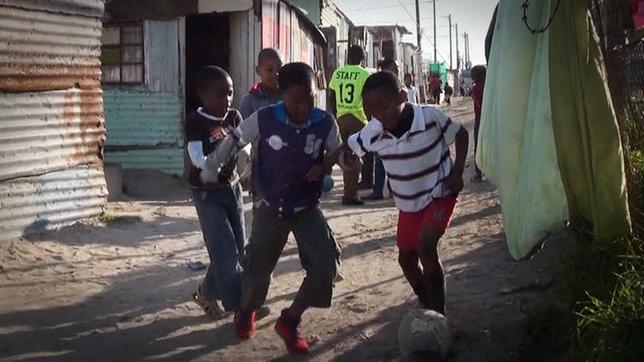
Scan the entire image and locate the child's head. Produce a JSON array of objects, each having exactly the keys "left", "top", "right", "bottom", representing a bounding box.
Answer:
[
  {"left": 278, "top": 62, "right": 316, "bottom": 124},
  {"left": 197, "top": 65, "right": 233, "bottom": 117},
  {"left": 404, "top": 73, "right": 413, "bottom": 87},
  {"left": 362, "top": 71, "right": 406, "bottom": 131},
  {"left": 471, "top": 65, "right": 487, "bottom": 84},
  {"left": 378, "top": 58, "right": 399, "bottom": 75},
  {"left": 256, "top": 48, "right": 283, "bottom": 90},
  {"left": 347, "top": 45, "right": 366, "bottom": 65}
]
